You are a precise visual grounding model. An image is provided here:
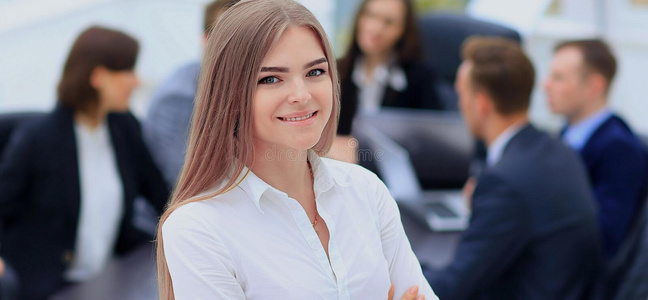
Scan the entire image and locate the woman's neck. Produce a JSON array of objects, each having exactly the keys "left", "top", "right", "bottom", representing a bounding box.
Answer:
[
  {"left": 249, "top": 147, "right": 313, "bottom": 202},
  {"left": 74, "top": 107, "right": 107, "bottom": 130},
  {"left": 364, "top": 52, "right": 390, "bottom": 80}
]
